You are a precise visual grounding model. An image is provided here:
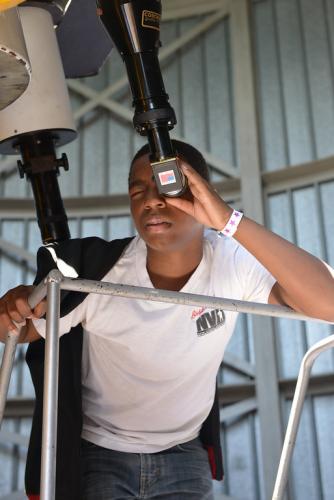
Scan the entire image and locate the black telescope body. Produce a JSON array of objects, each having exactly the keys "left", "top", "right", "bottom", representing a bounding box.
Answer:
[
  {"left": 99, "top": 0, "right": 187, "bottom": 196},
  {"left": 17, "top": 133, "right": 70, "bottom": 244}
]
